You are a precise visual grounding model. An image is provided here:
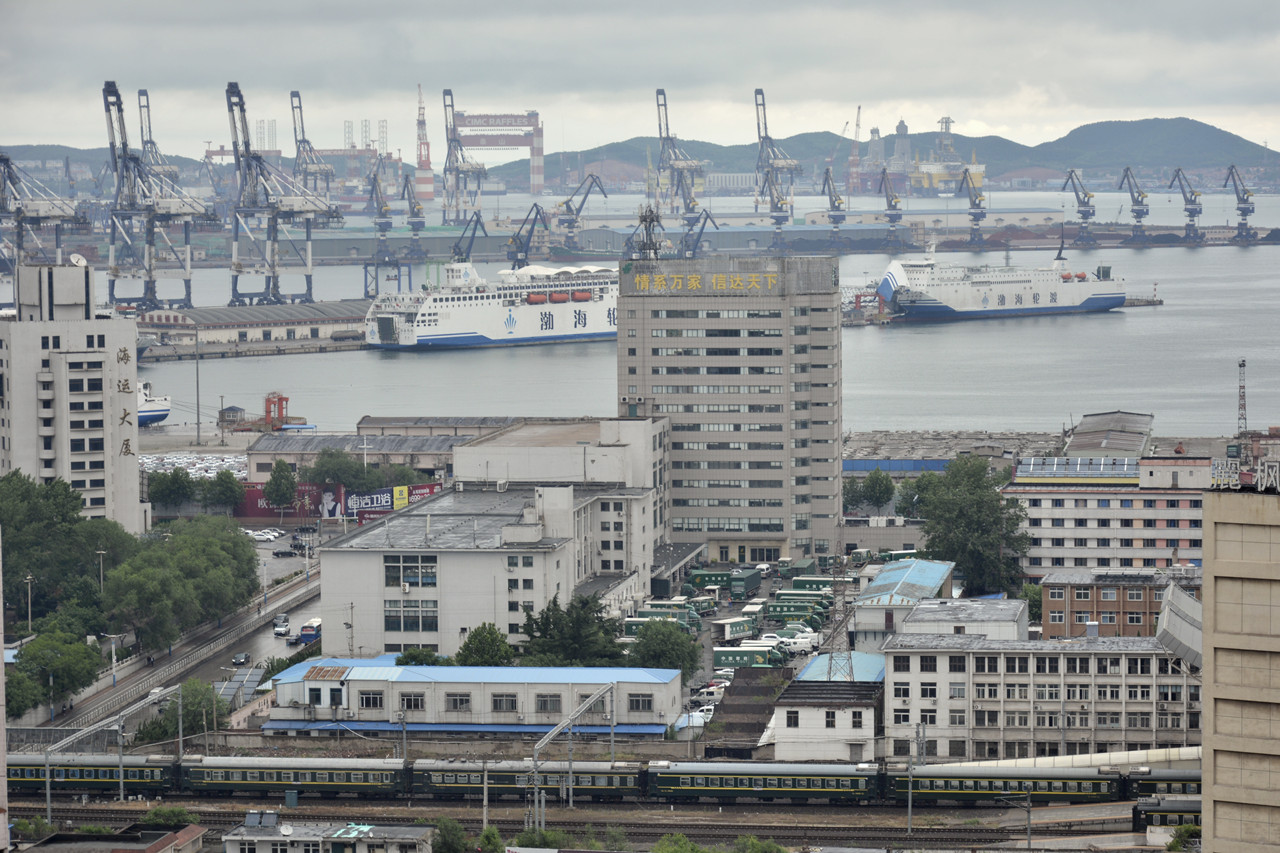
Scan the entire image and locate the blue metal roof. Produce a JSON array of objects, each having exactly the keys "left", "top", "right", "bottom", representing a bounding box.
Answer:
[
  {"left": 843, "top": 459, "right": 950, "bottom": 473},
  {"left": 262, "top": 720, "right": 665, "bottom": 735},
  {"left": 797, "top": 652, "right": 886, "bottom": 683},
  {"left": 274, "top": 656, "right": 680, "bottom": 686},
  {"left": 855, "top": 558, "right": 954, "bottom": 607}
]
